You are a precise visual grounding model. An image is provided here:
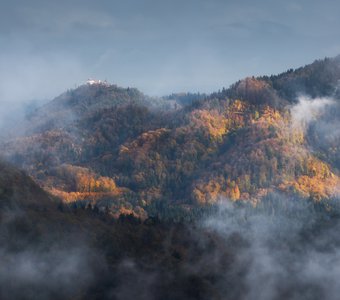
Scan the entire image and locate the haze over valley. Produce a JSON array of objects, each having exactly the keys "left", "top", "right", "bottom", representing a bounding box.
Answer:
[{"left": 1, "top": 1, "right": 340, "bottom": 299}]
